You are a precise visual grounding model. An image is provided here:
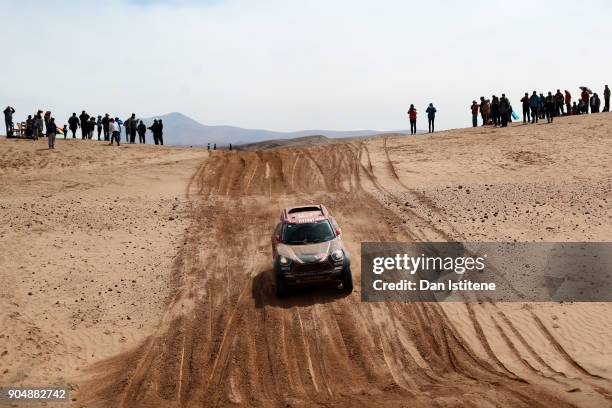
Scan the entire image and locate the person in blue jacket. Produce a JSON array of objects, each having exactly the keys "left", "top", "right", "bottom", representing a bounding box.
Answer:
[
  {"left": 425, "top": 103, "right": 437, "bottom": 133},
  {"left": 529, "top": 91, "right": 539, "bottom": 124},
  {"left": 115, "top": 117, "right": 123, "bottom": 142}
]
